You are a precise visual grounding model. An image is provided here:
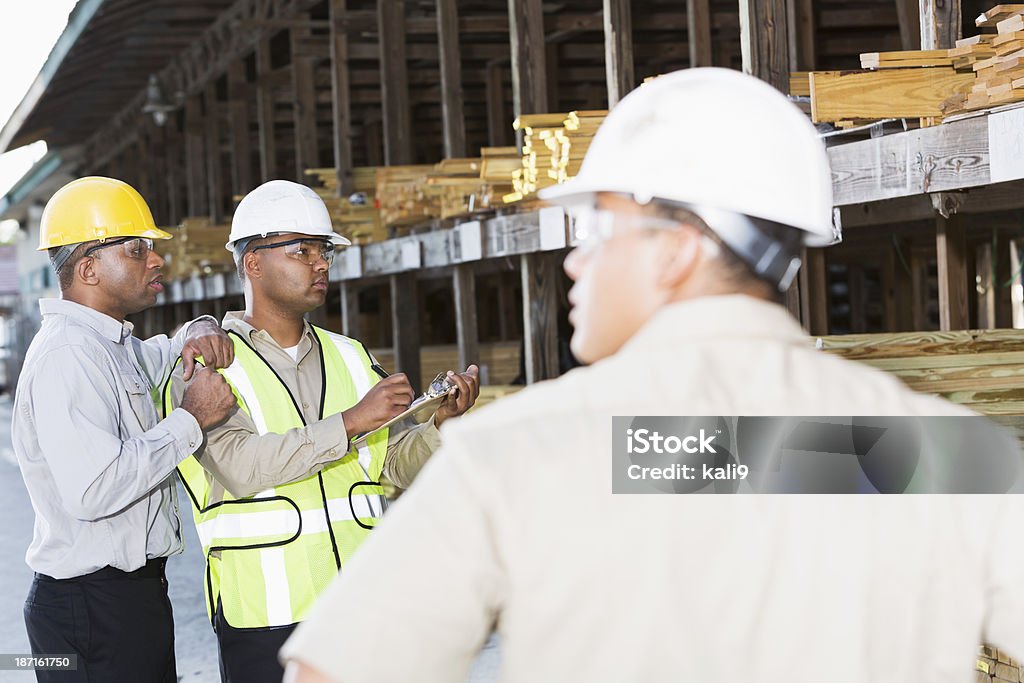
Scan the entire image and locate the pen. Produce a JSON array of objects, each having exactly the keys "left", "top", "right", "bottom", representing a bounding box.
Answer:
[{"left": 370, "top": 362, "right": 389, "bottom": 379}]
